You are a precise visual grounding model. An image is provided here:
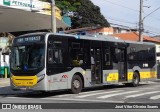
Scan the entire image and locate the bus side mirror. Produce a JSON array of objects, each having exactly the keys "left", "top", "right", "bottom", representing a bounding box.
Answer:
[{"left": 2, "top": 52, "right": 9, "bottom": 55}]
